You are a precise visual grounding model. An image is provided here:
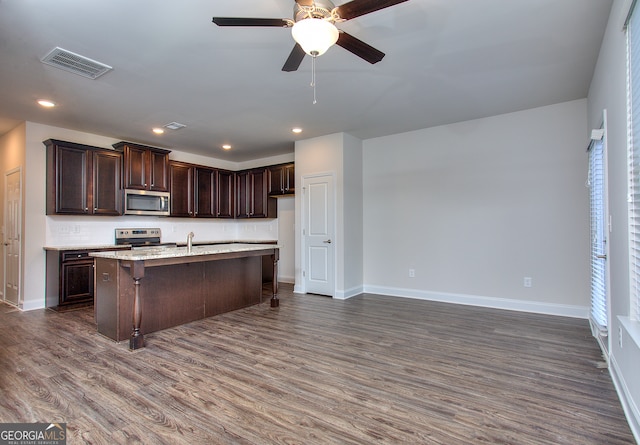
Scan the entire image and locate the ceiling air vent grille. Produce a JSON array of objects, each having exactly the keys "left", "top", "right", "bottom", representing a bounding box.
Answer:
[{"left": 41, "top": 47, "right": 113, "bottom": 79}]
